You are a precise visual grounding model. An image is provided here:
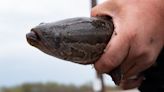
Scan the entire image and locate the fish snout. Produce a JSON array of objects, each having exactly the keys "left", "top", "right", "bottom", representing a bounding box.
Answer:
[{"left": 26, "top": 29, "right": 40, "bottom": 46}]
